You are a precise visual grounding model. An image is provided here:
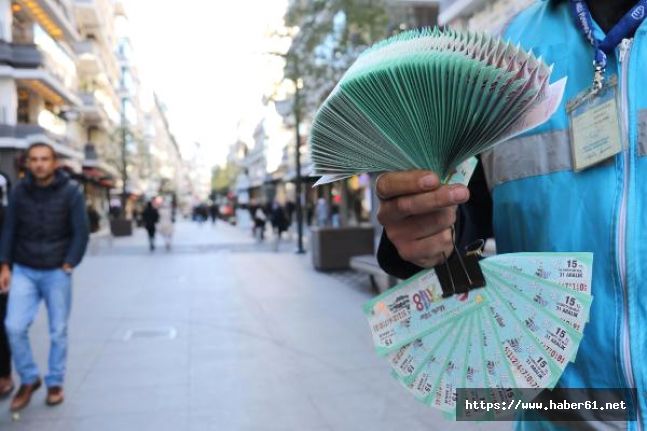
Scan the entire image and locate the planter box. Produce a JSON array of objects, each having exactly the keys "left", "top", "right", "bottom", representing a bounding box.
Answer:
[
  {"left": 110, "top": 218, "right": 133, "bottom": 237},
  {"left": 310, "top": 226, "right": 375, "bottom": 271}
]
